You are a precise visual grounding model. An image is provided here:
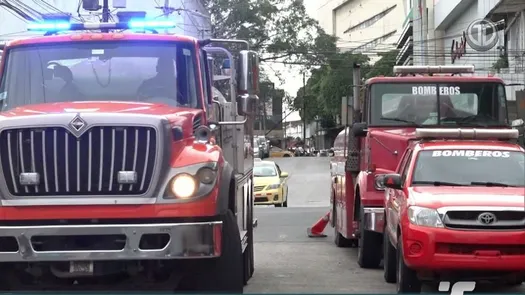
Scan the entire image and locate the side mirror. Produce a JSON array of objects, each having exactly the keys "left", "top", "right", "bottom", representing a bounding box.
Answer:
[
  {"left": 280, "top": 172, "right": 289, "bottom": 178},
  {"left": 383, "top": 173, "right": 402, "bottom": 190},
  {"left": 352, "top": 122, "right": 368, "bottom": 137},
  {"left": 511, "top": 119, "right": 524, "bottom": 128},
  {"left": 237, "top": 50, "right": 259, "bottom": 116}
]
